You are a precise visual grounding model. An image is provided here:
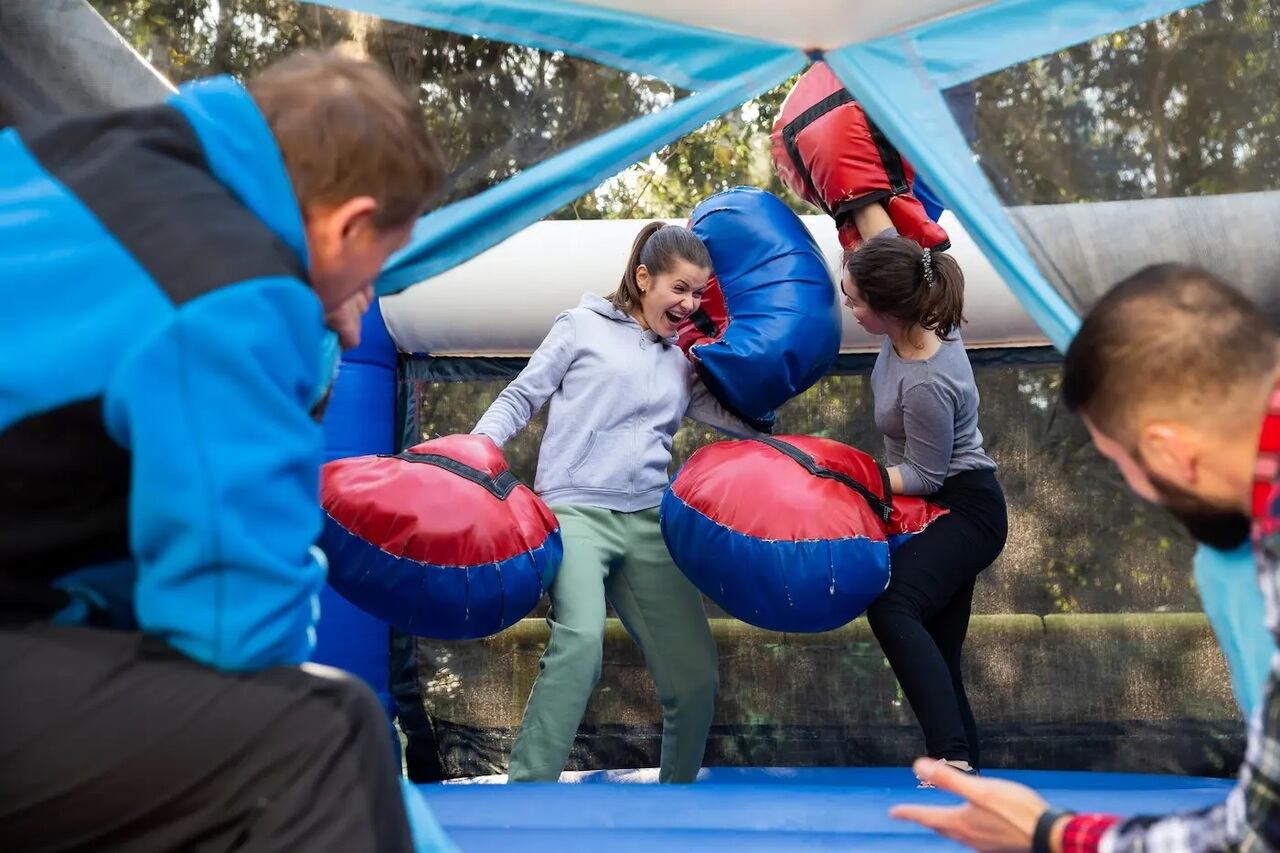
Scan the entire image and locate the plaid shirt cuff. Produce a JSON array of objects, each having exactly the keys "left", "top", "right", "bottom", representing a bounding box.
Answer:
[{"left": 1061, "top": 813, "right": 1121, "bottom": 853}]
